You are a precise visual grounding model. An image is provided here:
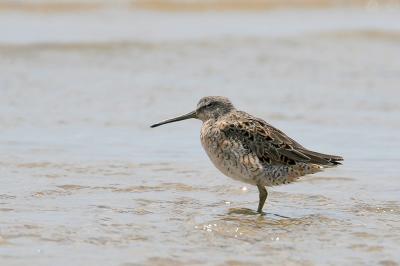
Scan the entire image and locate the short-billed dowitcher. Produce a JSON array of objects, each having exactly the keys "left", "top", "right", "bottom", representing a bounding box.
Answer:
[{"left": 151, "top": 96, "right": 343, "bottom": 213}]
